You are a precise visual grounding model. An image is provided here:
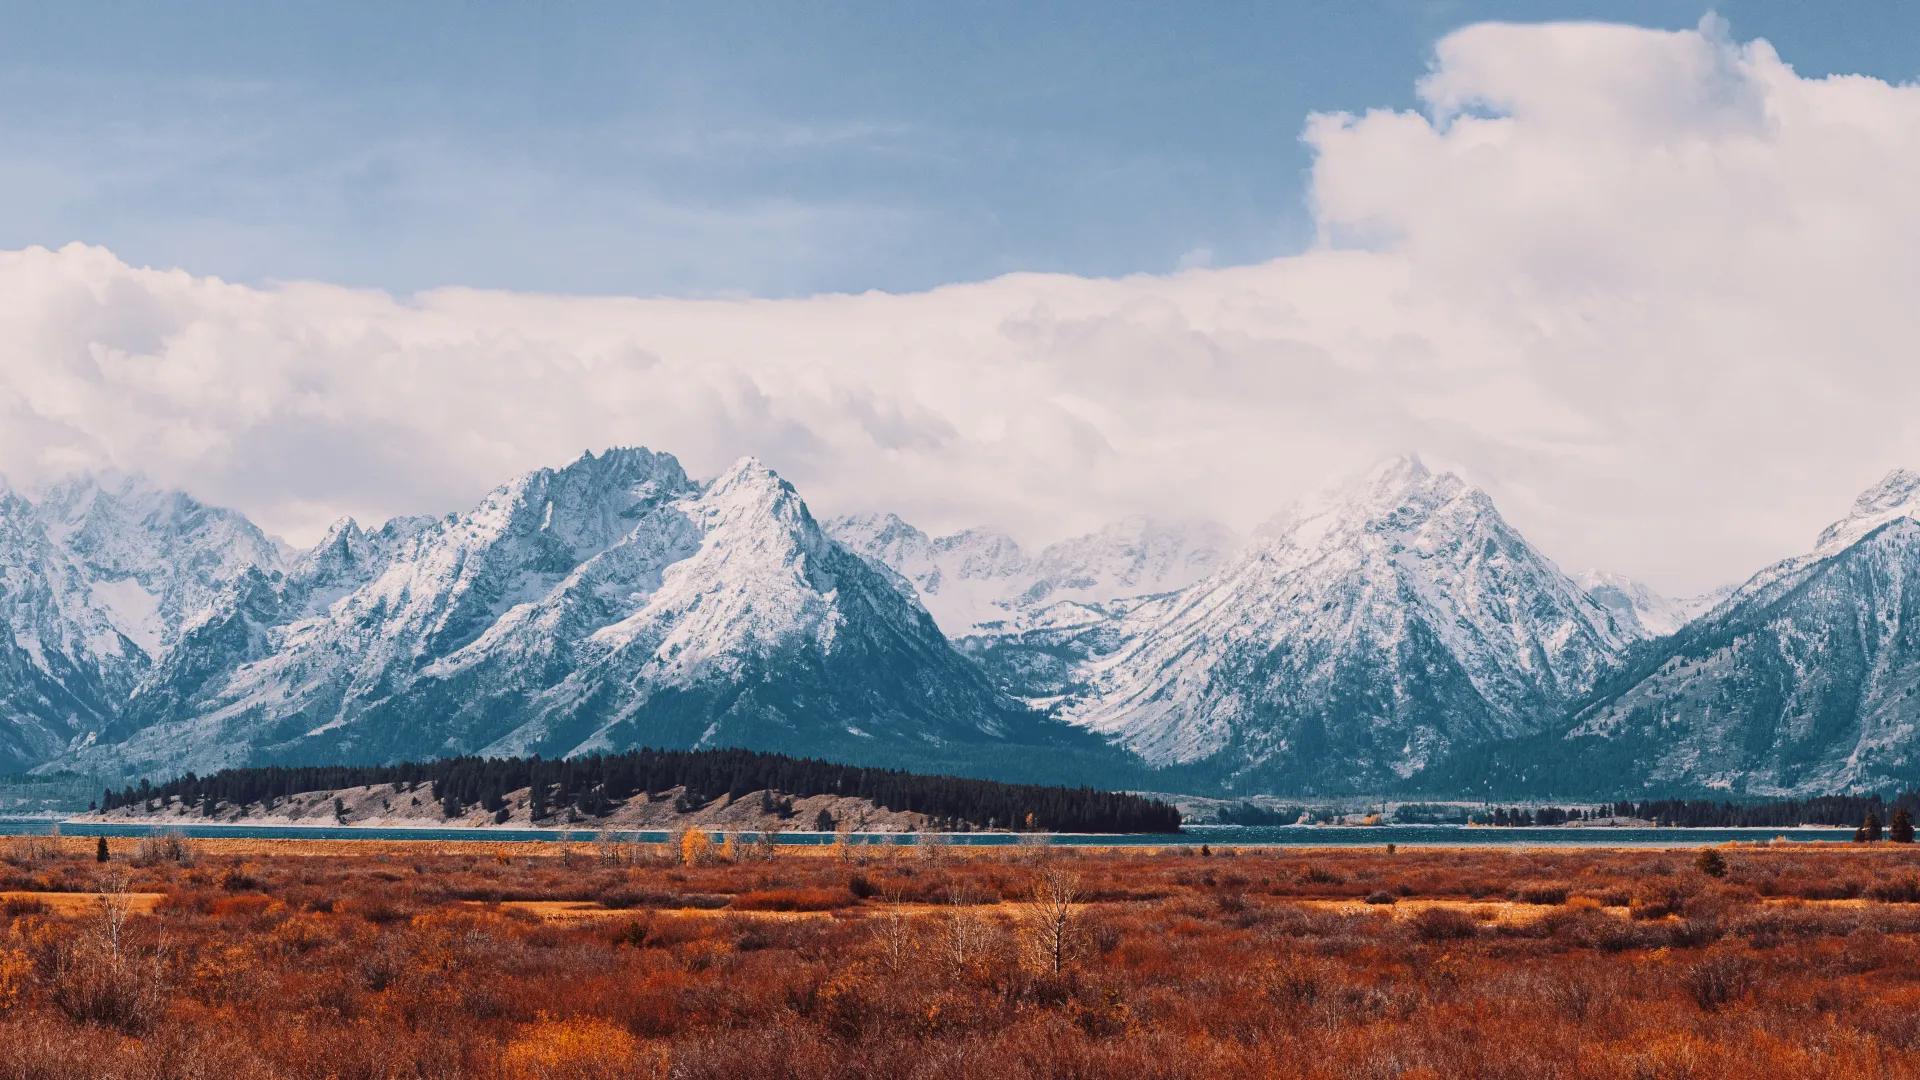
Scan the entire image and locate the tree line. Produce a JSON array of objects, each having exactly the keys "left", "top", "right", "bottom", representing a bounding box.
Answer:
[
  {"left": 98, "top": 746, "right": 1182, "bottom": 833},
  {"left": 1477, "top": 791, "right": 1920, "bottom": 828}
]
